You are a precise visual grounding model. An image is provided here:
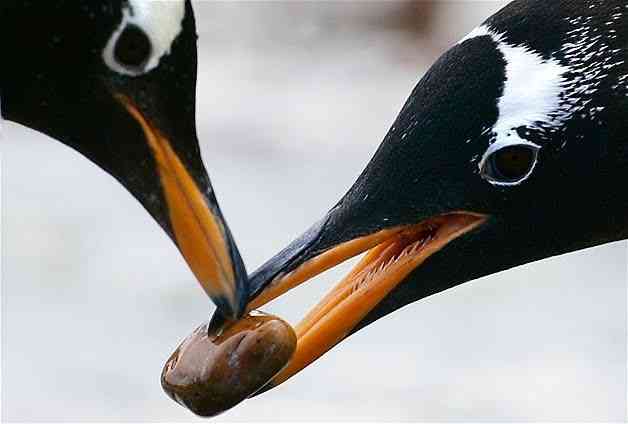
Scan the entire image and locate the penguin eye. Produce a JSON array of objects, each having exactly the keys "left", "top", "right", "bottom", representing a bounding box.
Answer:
[
  {"left": 102, "top": 2, "right": 185, "bottom": 76},
  {"left": 113, "top": 24, "right": 152, "bottom": 70},
  {"left": 479, "top": 142, "right": 540, "bottom": 186},
  {"left": 103, "top": 21, "right": 155, "bottom": 77}
]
